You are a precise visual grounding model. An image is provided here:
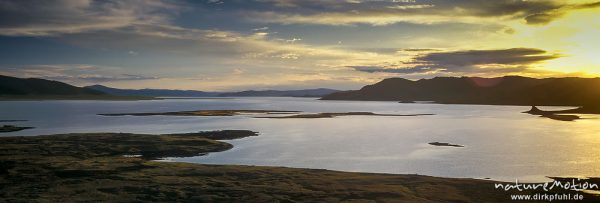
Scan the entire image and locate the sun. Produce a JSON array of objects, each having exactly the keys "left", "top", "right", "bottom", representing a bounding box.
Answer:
[{"left": 507, "top": 7, "right": 600, "bottom": 76}]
